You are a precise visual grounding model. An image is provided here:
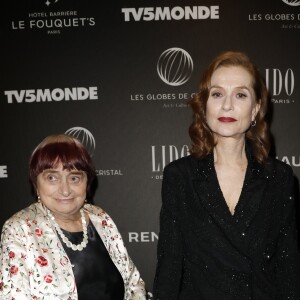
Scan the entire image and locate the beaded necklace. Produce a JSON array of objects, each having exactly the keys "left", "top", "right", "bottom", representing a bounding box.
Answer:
[{"left": 46, "top": 208, "right": 88, "bottom": 251}]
